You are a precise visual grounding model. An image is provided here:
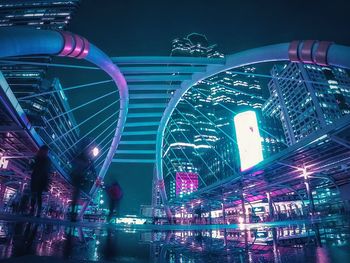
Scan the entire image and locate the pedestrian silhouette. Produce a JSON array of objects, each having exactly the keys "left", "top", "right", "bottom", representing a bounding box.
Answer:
[
  {"left": 70, "top": 143, "right": 95, "bottom": 221},
  {"left": 19, "top": 188, "right": 30, "bottom": 215},
  {"left": 106, "top": 181, "right": 123, "bottom": 222},
  {"left": 30, "top": 145, "right": 51, "bottom": 217}
]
